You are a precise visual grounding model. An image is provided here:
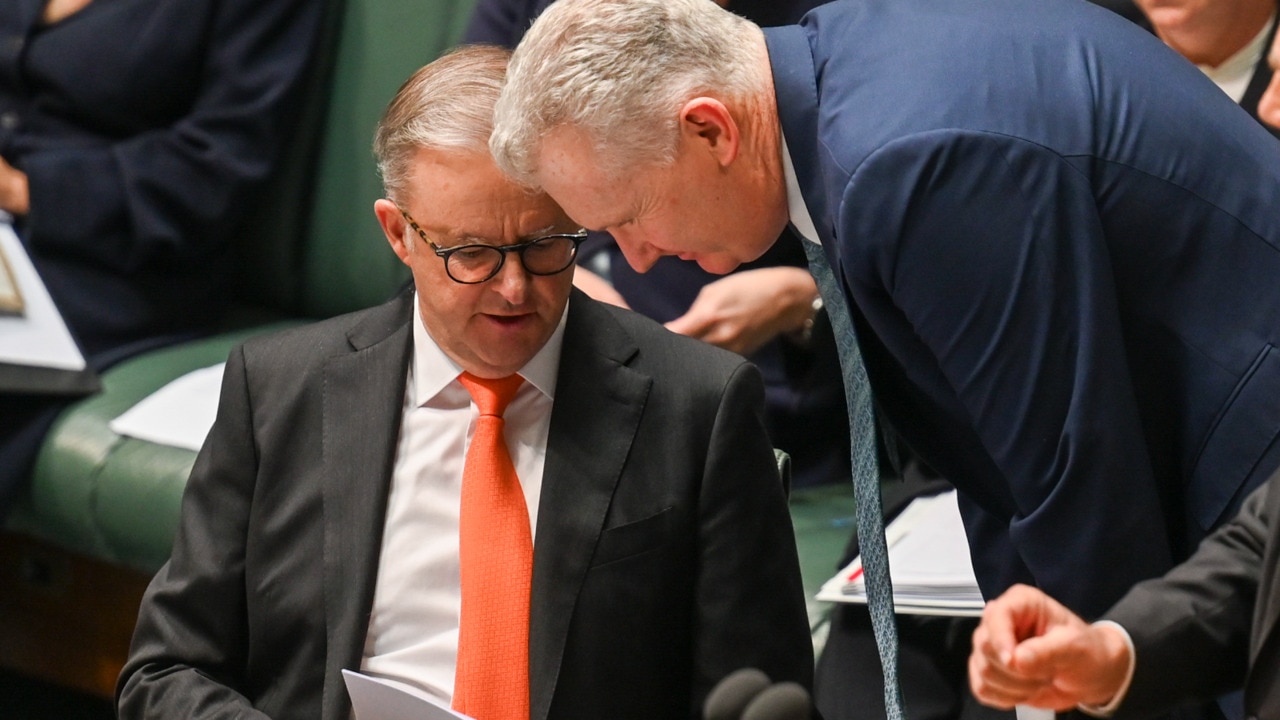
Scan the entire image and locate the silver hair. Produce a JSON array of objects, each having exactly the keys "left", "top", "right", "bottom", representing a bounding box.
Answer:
[
  {"left": 490, "top": 0, "right": 766, "bottom": 185},
  {"left": 374, "top": 45, "right": 511, "bottom": 204}
]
